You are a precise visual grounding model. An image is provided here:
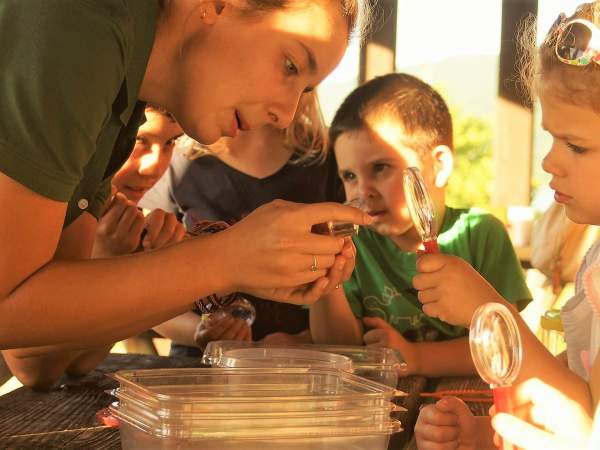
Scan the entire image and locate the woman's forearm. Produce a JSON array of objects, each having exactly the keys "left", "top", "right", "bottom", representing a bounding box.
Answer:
[{"left": 0, "top": 234, "right": 230, "bottom": 349}]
